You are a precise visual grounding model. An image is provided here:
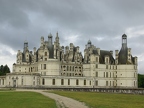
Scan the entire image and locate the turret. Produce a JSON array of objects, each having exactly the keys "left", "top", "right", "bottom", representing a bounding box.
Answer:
[
  {"left": 122, "top": 34, "right": 127, "bottom": 49},
  {"left": 134, "top": 56, "right": 138, "bottom": 65},
  {"left": 48, "top": 33, "right": 53, "bottom": 46},
  {"left": 87, "top": 40, "right": 91, "bottom": 48},
  {"left": 41, "top": 36, "right": 44, "bottom": 47},
  {"left": 110, "top": 50, "right": 113, "bottom": 56},
  {"left": 97, "top": 48, "right": 100, "bottom": 55},
  {"left": 33, "top": 47, "right": 36, "bottom": 54},
  {"left": 33, "top": 47, "right": 37, "bottom": 62},
  {"left": 105, "top": 55, "right": 109, "bottom": 64},
  {"left": 23, "top": 41, "right": 28, "bottom": 53},
  {"left": 118, "top": 34, "right": 128, "bottom": 64},
  {"left": 76, "top": 46, "right": 79, "bottom": 52},
  {"left": 127, "top": 48, "right": 132, "bottom": 63},
  {"left": 115, "top": 50, "right": 119, "bottom": 64},
  {"left": 70, "top": 43, "right": 74, "bottom": 52},
  {"left": 65, "top": 46, "right": 69, "bottom": 54},
  {"left": 55, "top": 32, "right": 59, "bottom": 43}
]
